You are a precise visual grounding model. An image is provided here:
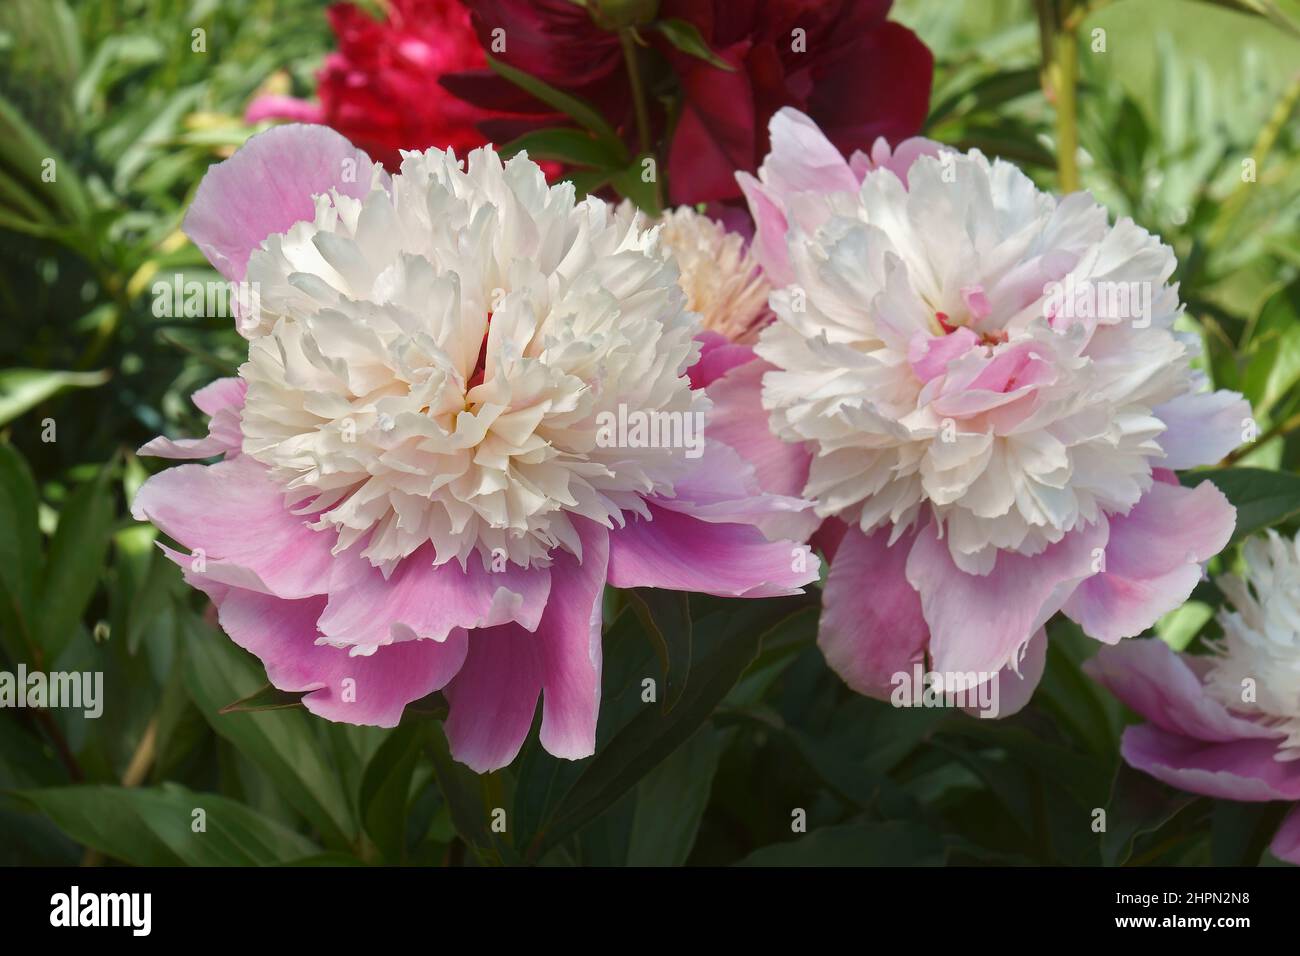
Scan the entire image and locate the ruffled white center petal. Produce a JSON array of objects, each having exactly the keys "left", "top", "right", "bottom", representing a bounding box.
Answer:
[
  {"left": 758, "top": 150, "right": 1204, "bottom": 572},
  {"left": 238, "top": 148, "right": 705, "bottom": 571},
  {"left": 656, "top": 205, "right": 769, "bottom": 343},
  {"left": 1206, "top": 531, "right": 1300, "bottom": 758}
]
